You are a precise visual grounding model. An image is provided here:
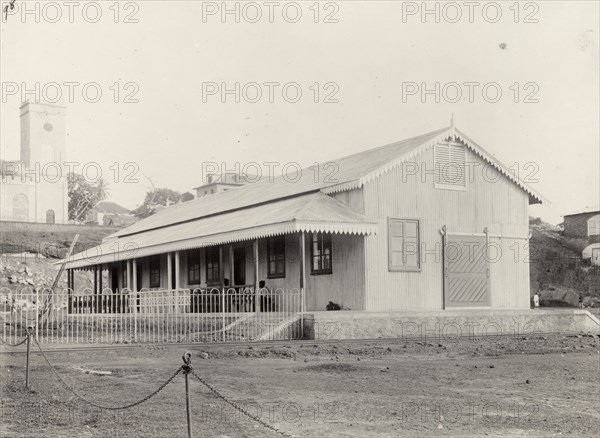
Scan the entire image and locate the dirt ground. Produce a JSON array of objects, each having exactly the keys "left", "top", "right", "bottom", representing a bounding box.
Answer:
[{"left": 1, "top": 335, "right": 599, "bottom": 438}]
